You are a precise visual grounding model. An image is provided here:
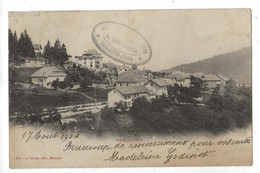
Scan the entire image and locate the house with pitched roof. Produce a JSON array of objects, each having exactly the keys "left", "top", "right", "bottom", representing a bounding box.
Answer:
[
  {"left": 115, "top": 70, "right": 147, "bottom": 87},
  {"left": 21, "top": 57, "right": 47, "bottom": 68},
  {"left": 144, "top": 79, "right": 170, "bottom": 96},
  {"left": 108, "top": 86, "right": 155, "bottom": 108},
  {"left": 30, "top": 66, "right": 66, "bottom": 88},
  {"left": 163, "top": 71, "right": 191, "bottom": 87},
  {"left": 201, "top": 74, "right": 223, "bottom": 89}
]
